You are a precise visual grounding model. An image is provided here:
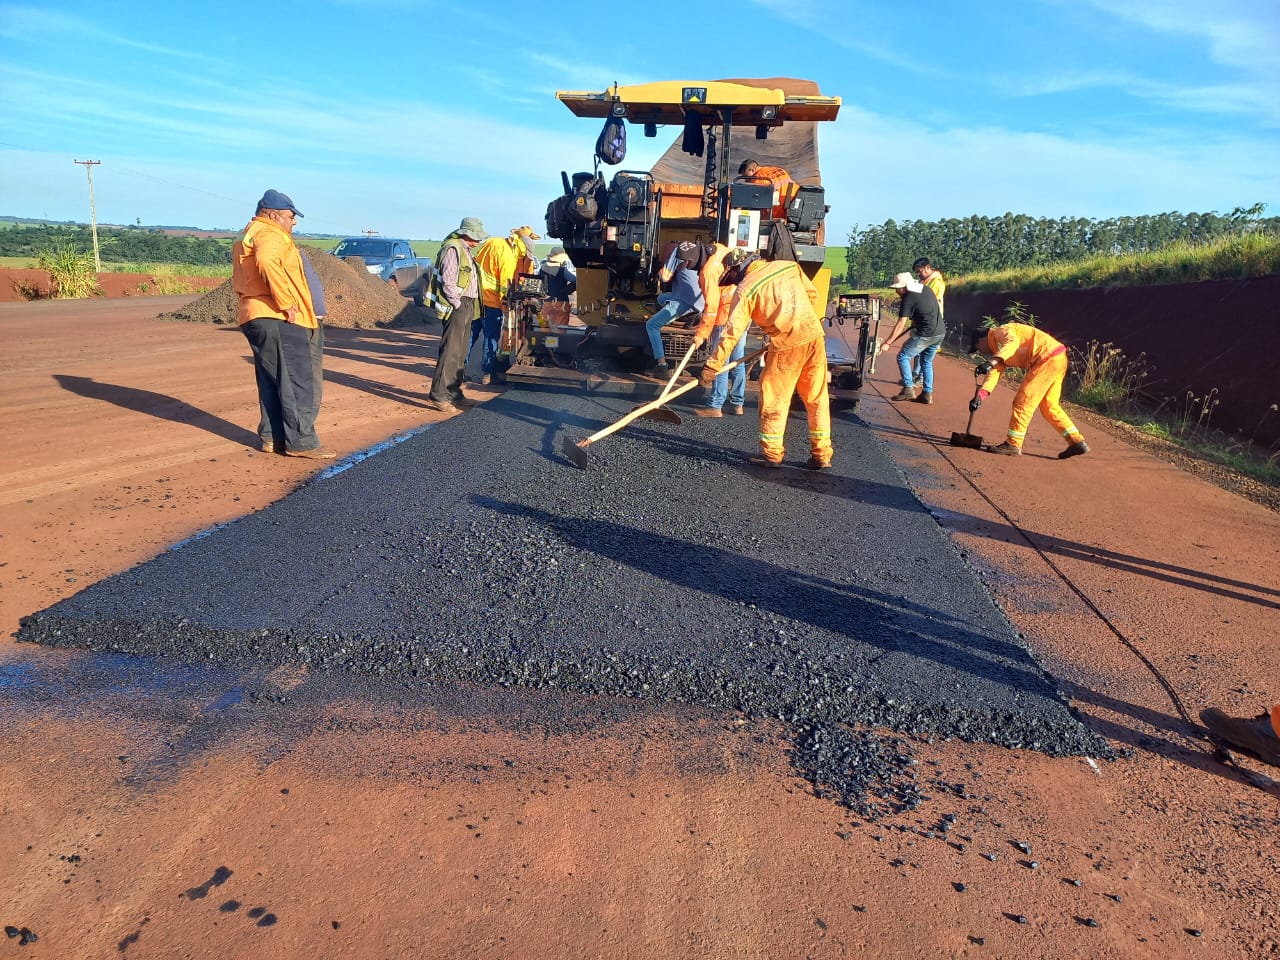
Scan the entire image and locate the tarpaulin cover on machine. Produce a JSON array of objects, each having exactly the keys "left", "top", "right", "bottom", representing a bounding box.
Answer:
[{"left": 649, "top": 78, "right": 830, "bottom": 188}]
